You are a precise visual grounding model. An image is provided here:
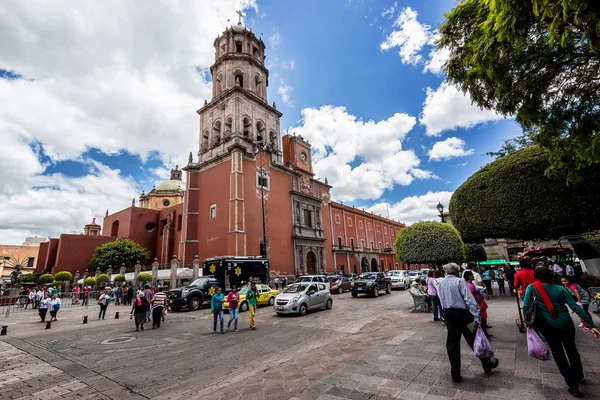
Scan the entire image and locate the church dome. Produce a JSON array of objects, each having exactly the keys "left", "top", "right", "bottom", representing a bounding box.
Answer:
[{"left": 154, "top": 180, "right": 185, "bottom": 192}]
